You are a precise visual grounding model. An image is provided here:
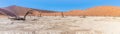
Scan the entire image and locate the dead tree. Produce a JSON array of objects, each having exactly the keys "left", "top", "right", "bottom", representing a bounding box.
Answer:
[
  {"left": 23, "top": 9, "right": 43, "bottom": 20},
  {"left": 0, "top": 8, "right": 42, "bottom": 21},
  {"left": 54, "top": 13, "right": 56, "bottom": 17},
  {"left": 38, "top": 11, "right": 42, "bottom": 17},
  {"left": 82, "top": 15, "right": 86, "bottom": 18},
  {"left": 55, "top": 14, "right": 56, "bottom": 17},
  {"left": 61, "top": 12, "right": 64, "bottom": 17},
  {"left": 23, "top": 10, "right": 33, "bottom": 20},
  {"left": 12, "top": 10, "right": 33, "bottom": 21},
  {"left": 0, "top": 8, "right": 25, "bottom": 20}
]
